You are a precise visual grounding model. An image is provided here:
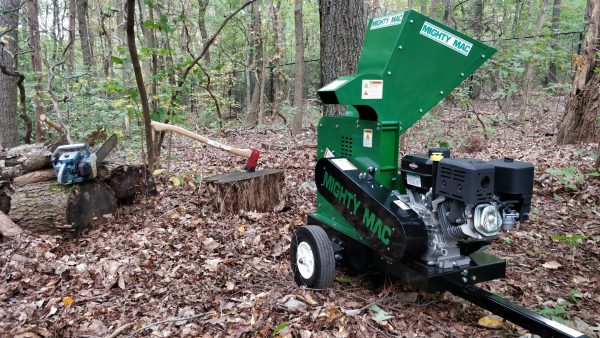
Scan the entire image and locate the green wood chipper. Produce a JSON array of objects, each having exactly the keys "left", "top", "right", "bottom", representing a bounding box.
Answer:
[{"left": 290, "top": 10, "right": 587, "bottom": 338}]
